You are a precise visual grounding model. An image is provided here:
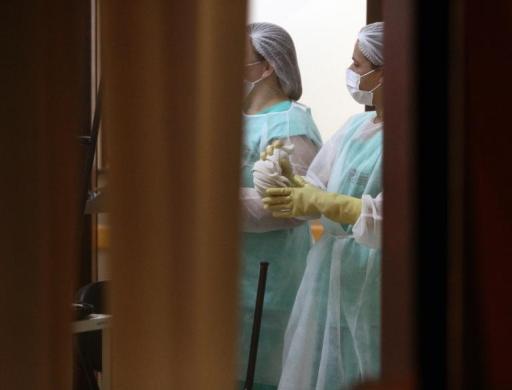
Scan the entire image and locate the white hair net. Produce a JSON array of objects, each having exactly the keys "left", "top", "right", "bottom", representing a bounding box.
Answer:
[
  {"left": 248, "top": 22, "right": 302, "bottom": 100},
  {"left": 358, "top": 22, "right": 384, "bottom": 67}
]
